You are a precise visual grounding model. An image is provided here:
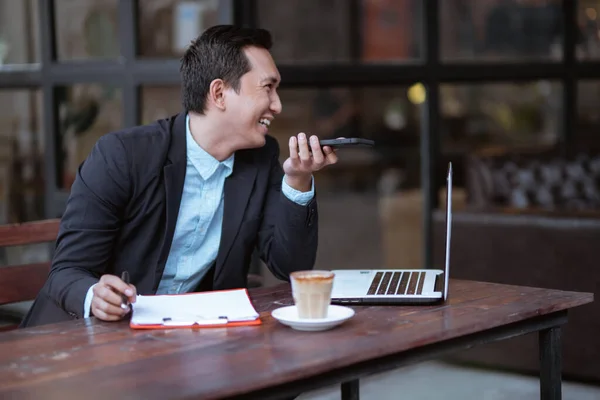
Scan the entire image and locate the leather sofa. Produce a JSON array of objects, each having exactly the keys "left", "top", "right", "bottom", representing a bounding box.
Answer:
[{"left": 430, "top": 148, "right": 600, "bottom": 383}]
